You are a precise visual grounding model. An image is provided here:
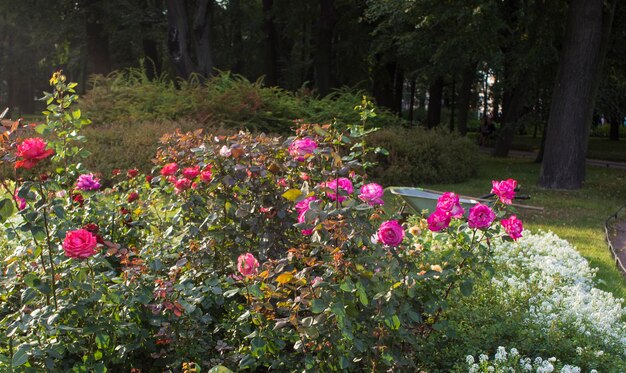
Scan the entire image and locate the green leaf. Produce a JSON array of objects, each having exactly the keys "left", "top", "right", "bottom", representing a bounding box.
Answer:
[
  {"left": 30, "top": 226, "right": 46, "bottom": 242},
  {"left": 340, "top": 279, "right": 355, "bottom": 292},
  {"left": 356, "top": 283, "right": 369, "bottom": 306},
  {"left": 0, "top": 198, "right": 15, "bottom": 223},
  {"left": 281, "top": 189, "right": 302, "bottom": 201},
  {"left": 94, "top": 350, "right": 103, "bottom": 361},
  {"left": 310, "top": 298, "right": 327, "bottom": 314},
  {"left": 95, "top": 333, "right": 110, "bottom": 349},
  {"left": 34, "top": 124, "right": 50, "bottom": 134},
  {"left": 223, "top": 289, "right": 239, "bottom": 298},
  {"left": 72, "top": 109, "right": 81, "bottom": 119},
  {"left": 250, "top": 337, "right": 267, "bottom": 357},
  {"left": 208, "top": 366, "right": 234, "bottom": 373},
  {"left": 384, "top": 315, "right": 401, "bottom": 330},
  {"left": 460, "top": 279, "right": 474, "bottom": 297},
  {"left": 11, "top": 343, "right": 30, "bottom": 367}
]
